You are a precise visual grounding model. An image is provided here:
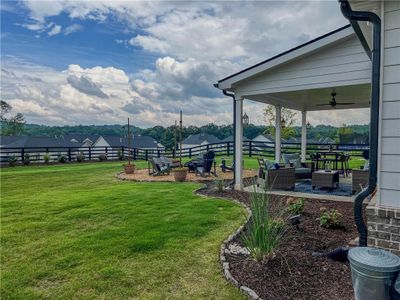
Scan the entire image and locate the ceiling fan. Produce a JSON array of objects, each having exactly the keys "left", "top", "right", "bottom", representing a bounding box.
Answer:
[{"left": 317, "top": 92, "right": 355, "bottom": 108}]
